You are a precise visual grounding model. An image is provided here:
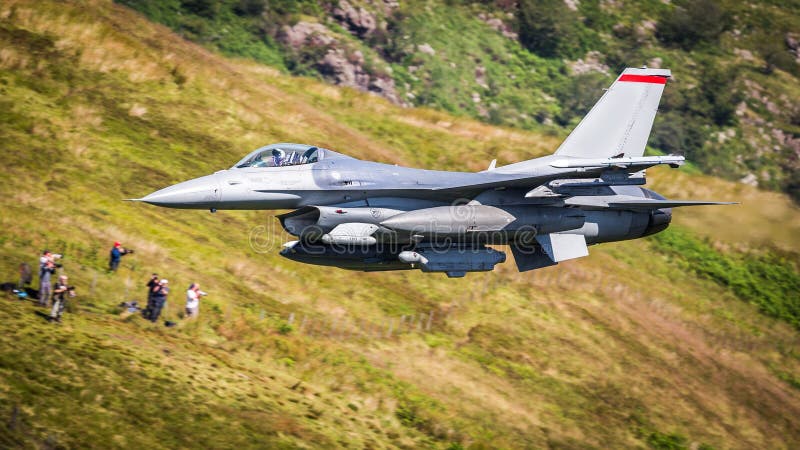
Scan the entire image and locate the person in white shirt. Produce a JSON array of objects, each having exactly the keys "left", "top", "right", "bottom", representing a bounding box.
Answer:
[{"left": 185, "top": 283, "right": 202, "bottom": 318}]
